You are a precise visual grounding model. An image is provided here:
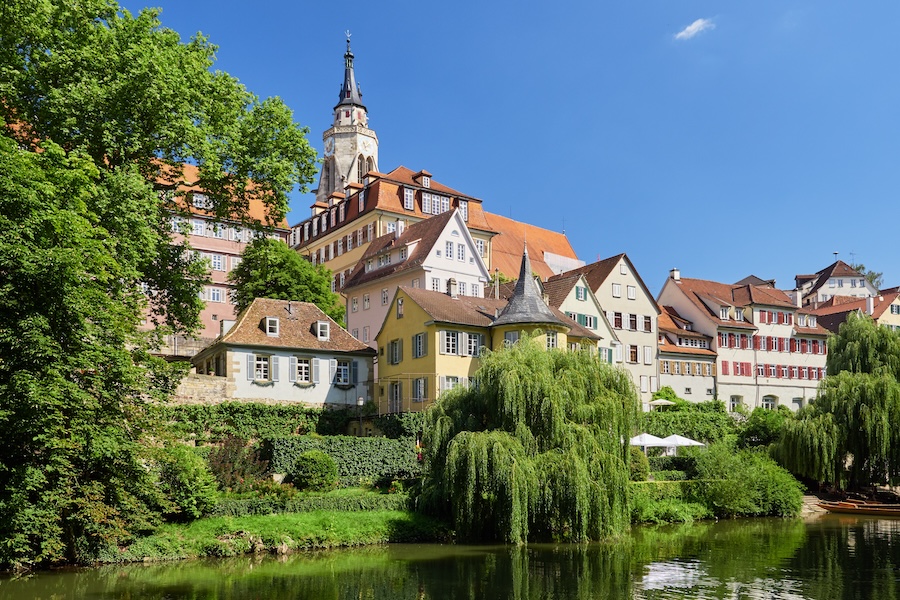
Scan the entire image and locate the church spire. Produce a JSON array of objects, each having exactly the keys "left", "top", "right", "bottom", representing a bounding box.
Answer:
[{"left": 336, "top": 32, "right": 366, "bottom": 111}]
